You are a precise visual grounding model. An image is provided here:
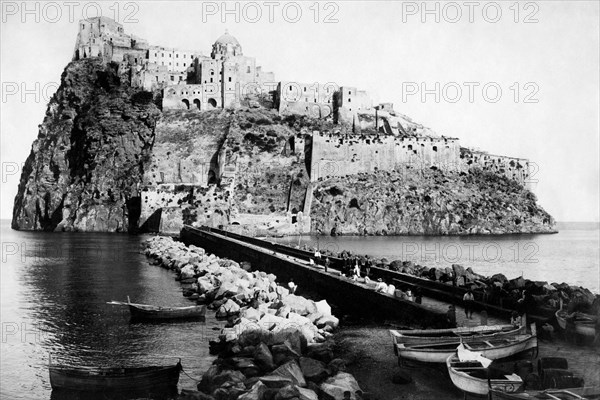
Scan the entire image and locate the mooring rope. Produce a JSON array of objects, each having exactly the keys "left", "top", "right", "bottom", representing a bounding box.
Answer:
[{"left": 180, "top": 365, "right": 203, "bottom": 383}]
